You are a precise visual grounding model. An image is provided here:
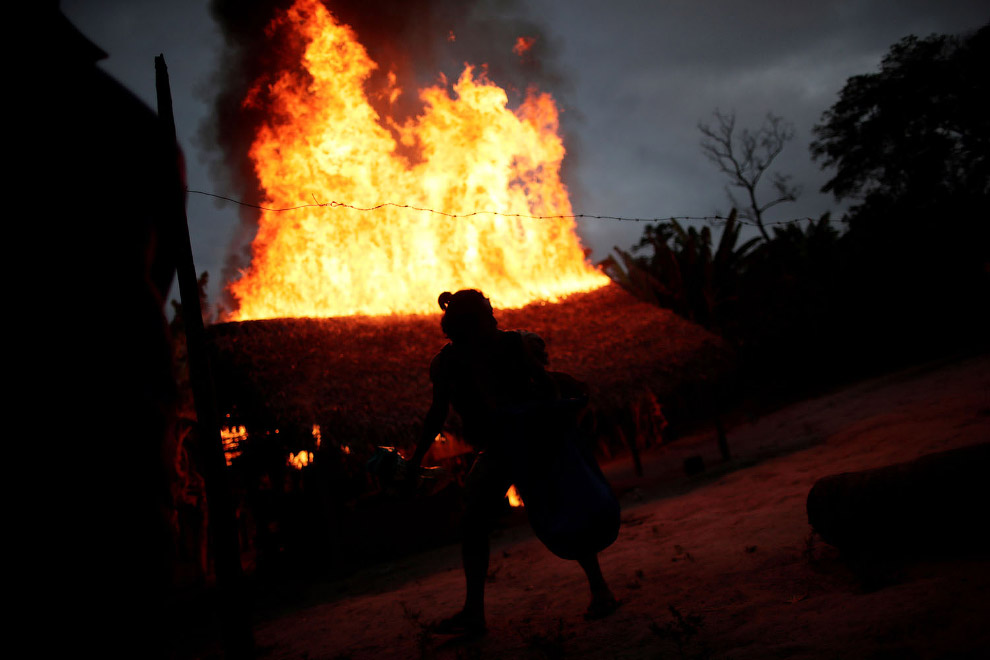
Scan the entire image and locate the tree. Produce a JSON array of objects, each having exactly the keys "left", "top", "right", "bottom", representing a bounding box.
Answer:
[
  {"left": 600, "top": 209, "right": 760, "bottom": 331},
  {"left": 699, "top": 110, "right": 801, "bottom": 241},
  {"left": 809, "top": 23, "right": 989, "bottom": 359},
  {"left": 810, "top": 24, "right": 990, "bottom": 223}
]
